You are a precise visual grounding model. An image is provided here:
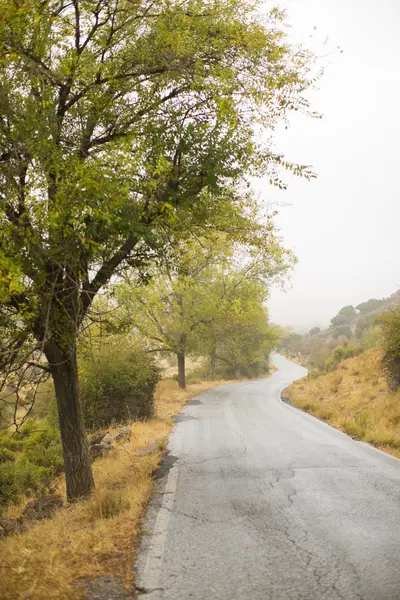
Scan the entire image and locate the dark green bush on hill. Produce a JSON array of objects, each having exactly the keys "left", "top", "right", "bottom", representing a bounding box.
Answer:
[
  {"left": 325, "top": 345, "right": 364, "bottom": 372},
  {"left": 80, "top": 342, "right": 161, "bottom": 430}
]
